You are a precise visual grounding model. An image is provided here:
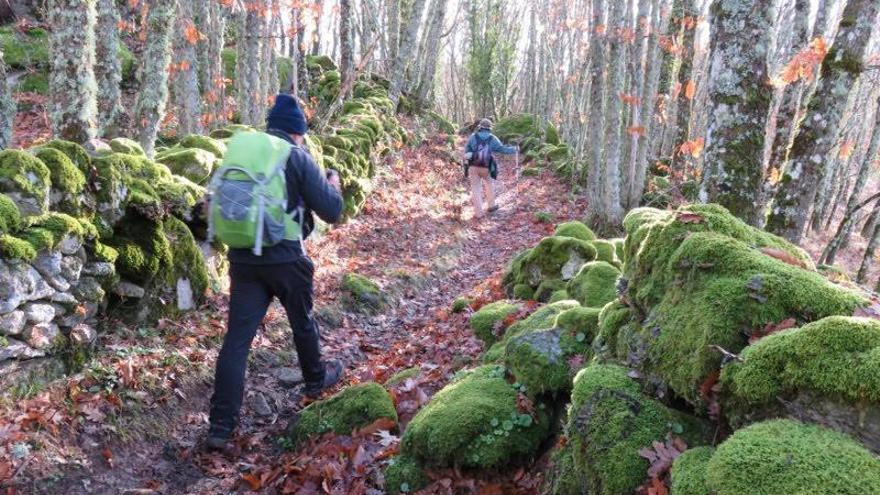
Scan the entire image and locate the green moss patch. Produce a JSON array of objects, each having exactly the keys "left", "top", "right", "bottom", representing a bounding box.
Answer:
[
  {"left": 670, "top": 446, "right": 714, "bottom": 495},
  {"left": 401, "top": 364, "right": 551, "bottom": 470},
  {"left": 109, "top": 138, "right": 146, "bottom": 156},
  {"left": 505, "top": 236, "right": 597, "bottom": 294},
  {"left": 33, "top": 148, "right": 86, "bottom": 205},
  {"left": 0, "top": 149, "right": 51, "bottom": 216},
  {"left": 451, "top": 296, "right": 472, "bottom": 313},
  {"left": 567, "top": 261, "right": 620, "bottom": 308},
  {"left": 470, "top": 301, "right": 520, "bottom": 345},
  {"left": 594, "top": 300, "right": 633, "bottom": 357},
  {"left": 42, "top": 140, "right": 92, "bottom": 176},
  {"left": 384, "top": 455, "right": 429, "bottom": 494},
  {"left": 289, "top": 382, "right": 397, "bottom": 446},
  {"left": 179, "top": 135, "right": 227, "bottom": 158},
  {"left": 592, "top": 239, "right": 617, "bottom": 264},
  {"left": 164, "top": 216, "right": 209, "bottom": 299},
  {"left": 705, "top": 419, "right": 880, "bottom": 495},
  {"left": 155, "top": 148, "right": 217, "bottom": 184},
  {"left": 341, "top": 273, "right": 386, "bottom": 314},
  {"left": 0, "top": 234, "right": 36, "bottom": 261},
  {"left": 0, "top": 193, "right": 22, "bottom": 234},
  {"left": 554, "top": 221, "right": 596, "bottom": 241}
]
